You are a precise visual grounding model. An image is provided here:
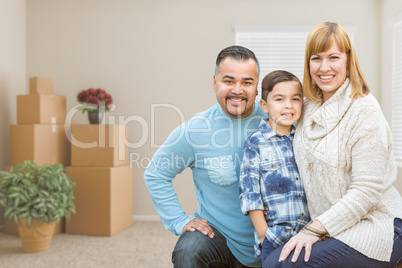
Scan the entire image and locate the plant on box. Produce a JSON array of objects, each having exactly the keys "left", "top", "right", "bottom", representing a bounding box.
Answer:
[
  {"left": 0, "top": 160, "right": 76, "bottom": 253},
  {"left": 76, "top": 88, "right": 113, "bottom": 113},
  {"left": 76, "top": 88, "right": 113, "bottom": 124}
]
